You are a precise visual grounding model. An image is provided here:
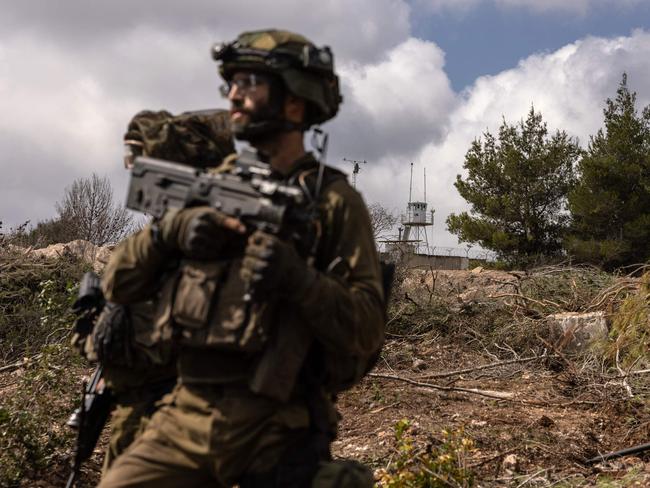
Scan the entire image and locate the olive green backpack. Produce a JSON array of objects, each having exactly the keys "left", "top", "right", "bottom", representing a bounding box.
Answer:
[{"left": 124, "top": 108, "right": 236, "bottom": 168}]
